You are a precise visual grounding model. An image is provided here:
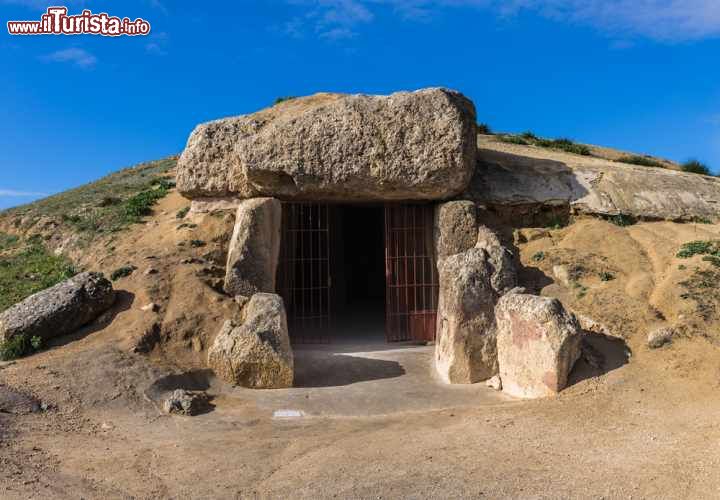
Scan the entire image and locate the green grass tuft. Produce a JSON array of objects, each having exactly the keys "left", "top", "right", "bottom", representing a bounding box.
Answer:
[
  {"left": 616, "top": 155, "right": 666, "bottom": 168},
  {"left": 677, "top": 240, "right": 720, "bottom": 259},
  {"left": 0, "top": 238, "right": 76, "bottom": 313},
  {"left": 274, "top": 96, "right": 297, "bottom": 105},
  {"left": 498, "top": 133, "right": 591, "bottom": 156},
  {"left": 110, "top": 265, "right": 136, "bottom": 281},
  {"left": 681, "top": 159, "right": 711, "bottom": 176}
]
